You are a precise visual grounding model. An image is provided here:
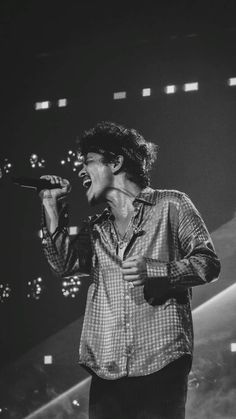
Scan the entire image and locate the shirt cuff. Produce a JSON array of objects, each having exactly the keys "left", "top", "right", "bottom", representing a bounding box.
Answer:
[{"left": 145, "top": 258, "right": 168, "bottom": 278}]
